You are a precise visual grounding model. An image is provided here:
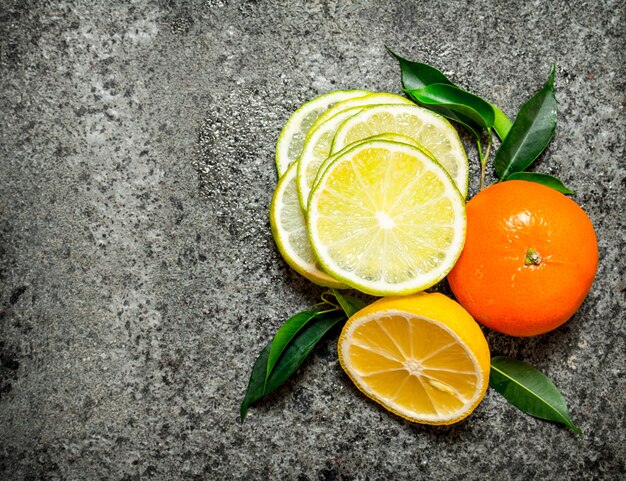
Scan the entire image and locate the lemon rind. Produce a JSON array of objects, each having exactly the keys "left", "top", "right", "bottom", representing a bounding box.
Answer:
[{"left": 275, "top": 89, "right": 369, "bottom": 177}]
